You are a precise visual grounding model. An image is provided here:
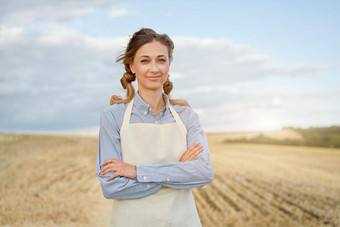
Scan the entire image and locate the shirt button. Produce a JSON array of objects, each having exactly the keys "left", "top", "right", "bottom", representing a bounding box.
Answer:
[
  {"left": 144, "top": 111, "right": 147, "bottom": 116},
  {"left": 166, "top": 178, "right": 170, "bottom": 182},
  {"left": 149, "top": 107, "right": 152, "bottom": 111},
  {"left": 143, "top": 176, "right": 147, "bottom": 180},
  {"left": 147, "top": 185, "right": 150, "bottom": 188}
]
